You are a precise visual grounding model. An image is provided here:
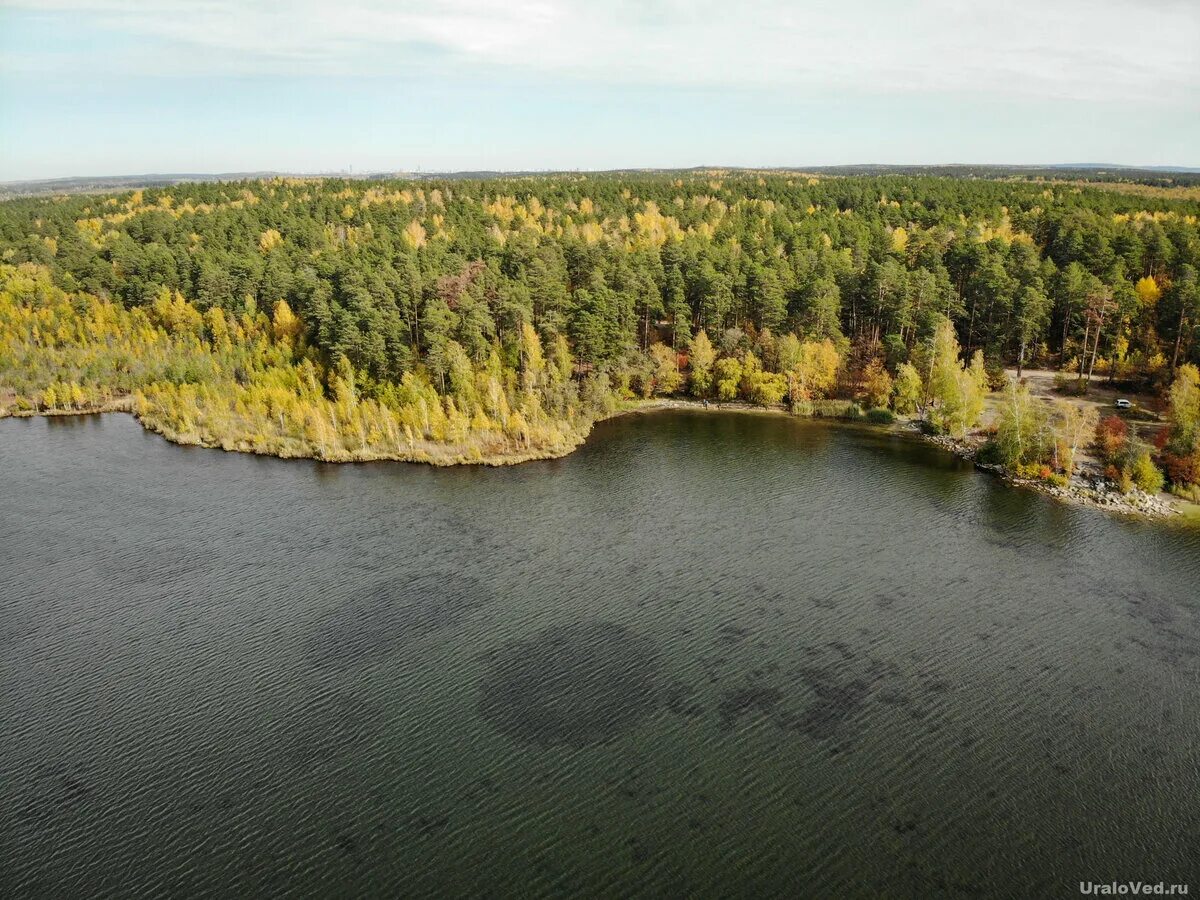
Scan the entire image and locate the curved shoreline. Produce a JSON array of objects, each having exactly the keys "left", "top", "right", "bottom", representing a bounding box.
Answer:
[
  {"left": 2, "top": 396, "right": 592, "bottom": 466},
  {"left": 0, "top": 396, "right": 791, "bottom": 468},
  {"left": 3, "top": 396, "right": 1194, "bottom": 522},
  {"left": 917, "top": 428, "right": 1188, "bottom": 522}
]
